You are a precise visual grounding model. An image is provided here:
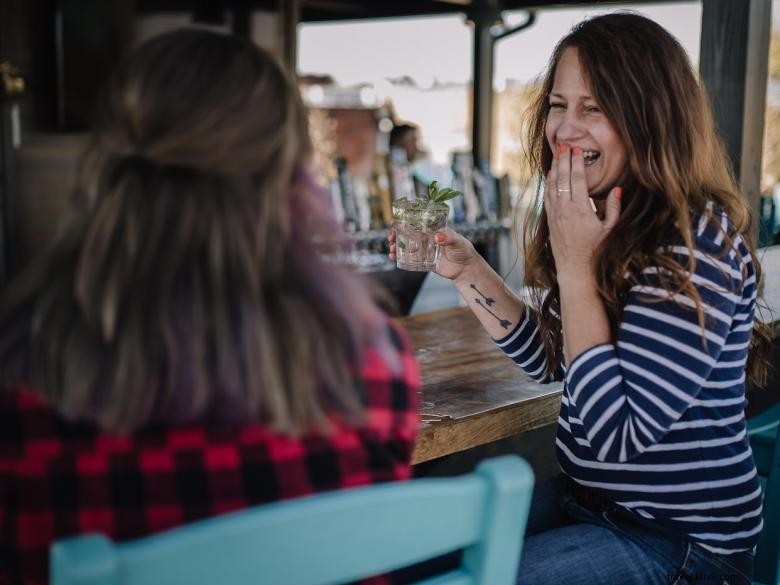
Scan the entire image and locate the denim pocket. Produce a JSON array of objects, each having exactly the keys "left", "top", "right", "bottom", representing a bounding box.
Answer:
[
  {"left": 560, "top": 493, "right": 603, "bottom": 524},
  {"left": 599, "top": 509, "right": 690, "bottom": 572},
  {"left": 682, "top": 544, "right": 753, "bottom": 585}
]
